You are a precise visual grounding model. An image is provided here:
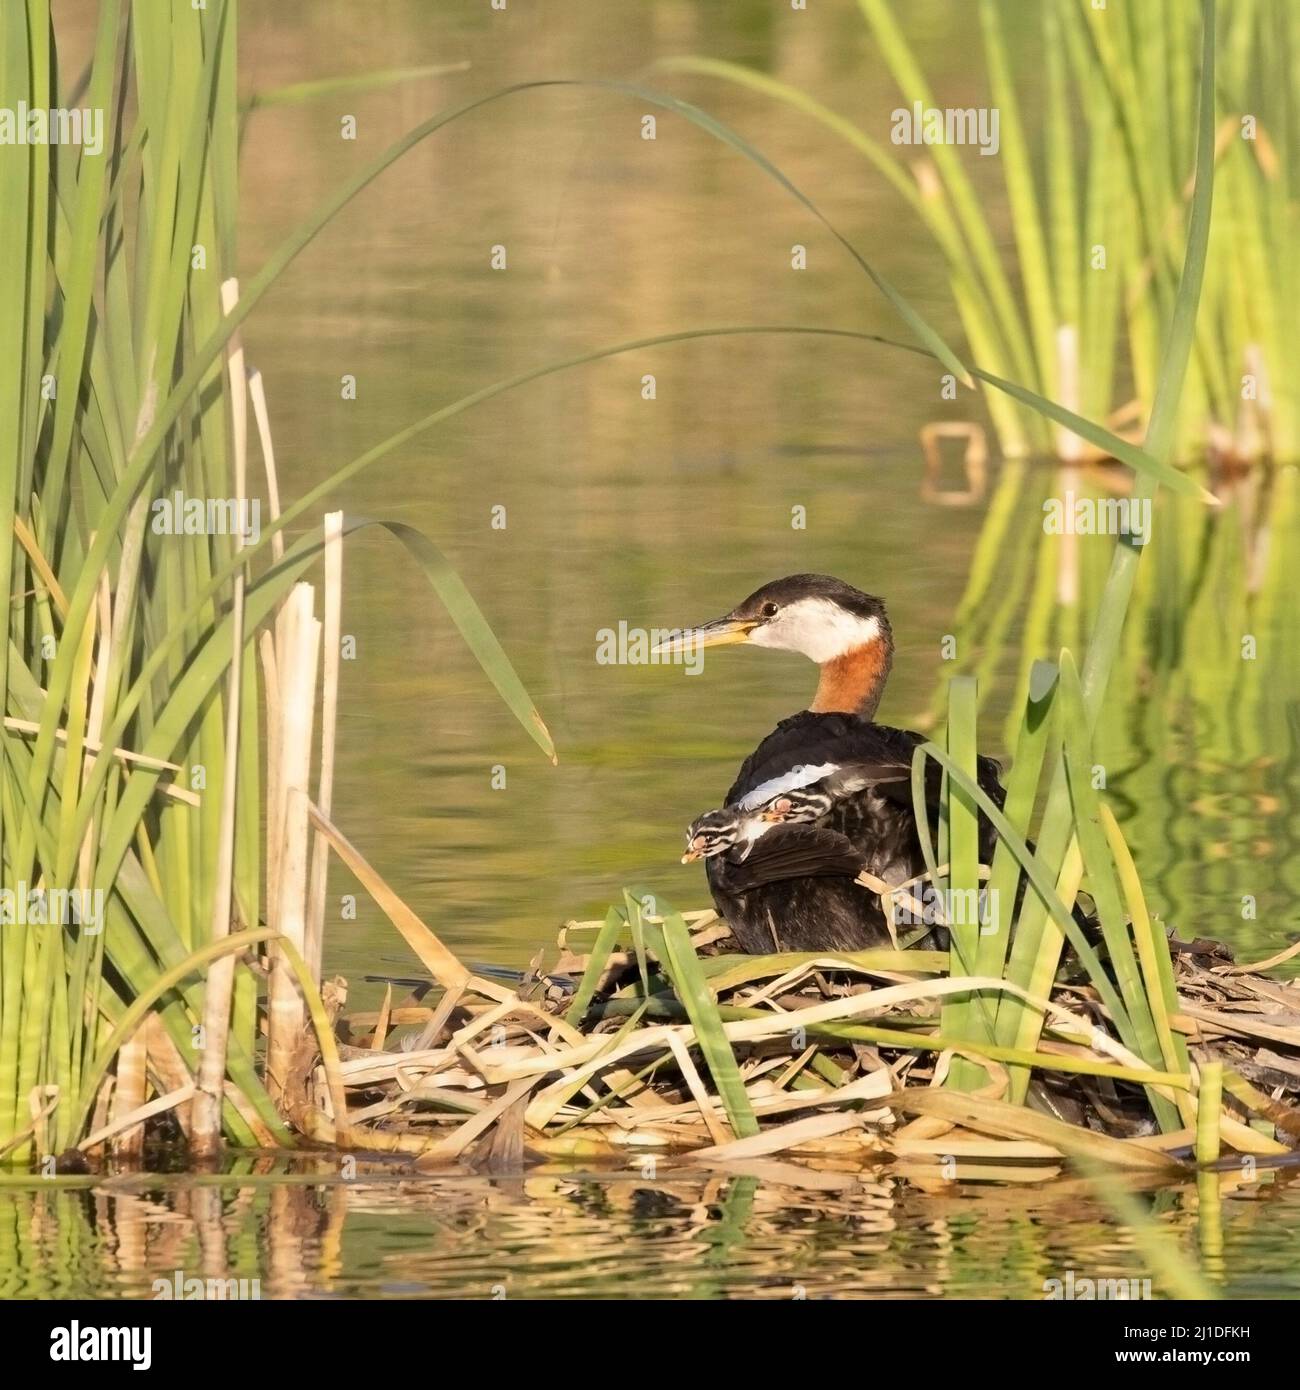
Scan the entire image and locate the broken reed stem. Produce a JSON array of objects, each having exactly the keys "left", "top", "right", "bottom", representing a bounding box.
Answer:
[
  {"left": 260, "top": 630, "right": 282, "bottom": 922},
  {"left": 11, "top": 513, "right": 68, "bottom": 614},
  {"left": 247, "top": 367, "right": 284, "bottom": 564},
  {"left": 0, "top": 717, "right": 182, "bottom": 772},
  {"left": 193, "top": 278, "right": 250, "bottom": 1157},
  {"left": 306, "top": 802, "right": 471, "bottom": 995},
  {"left": 0, "top": 1089, "right": 59, "bottom": 1165},
  {"left": 1196, "top": 1060, "right": 1223, "bottom": 1165},
  {"left": 145, "top": 1014, "right": 192, "bottom": 1139},
  {"left": 81, "top": 1084, "right": 195, "bottom": 1152},
  {"left": 108, "top": 1028, "right": 146, "bottom": 1162},
  {"left": 305, "top": 511, "right": 343, "bottom": 985},
  {"left": 265, "top": 585, "right": 321, "bottom": 1111},
  {"left": 1055, "top": 324, "right": 1081, "bottom": 607}
]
